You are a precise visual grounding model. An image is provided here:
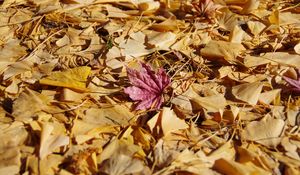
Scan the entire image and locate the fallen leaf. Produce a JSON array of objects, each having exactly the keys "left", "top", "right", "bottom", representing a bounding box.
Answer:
[
  {"left": 241, "top": 115, "right": 285, "bottom": 147},
  {"left": 240, "top": 0, "right": 260, "bottom": 14},
  {"left": 83, "top": 104, "right": 134, "bottom": 126},
  {"left": 39, "top": 123, "right": 69, "bottom": 159},
  {"left": 147, "top": 107, "right": 188, "bottom": 136},
  {"left": 12, "top": 89, "right": 50, "bottom": 120},
  {"left": 232, "top": 82, "right": 264, "bottom": 105},
  {"left": 40, "top": 66, "right": 91, "bottom": 91},
  {"left": 99, "top": 139, "right": 147, "bottom": 175},
  {"left": 258, "top": 89, "right": 281, "bottom": 105},
  {"left": 201, "top": 40, "right": 245, "bottom": 64},
  {"left": 124, "top": 62, "right": 170, "bottom": 110},
  {"left": 118, "top": 32, "right": 149, "bottom": 60},
  {"left": 213, "top": 158, "right": 271, "bottom": 175}
]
